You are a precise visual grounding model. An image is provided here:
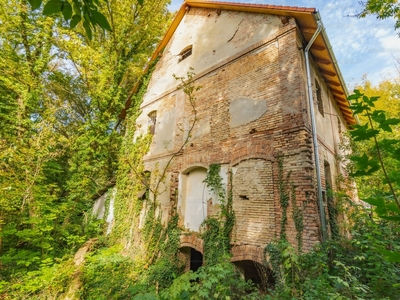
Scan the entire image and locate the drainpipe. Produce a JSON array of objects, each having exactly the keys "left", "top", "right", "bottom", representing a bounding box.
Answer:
[{"left": 304, "top": 20, "right": 327, "bottom": 243}]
